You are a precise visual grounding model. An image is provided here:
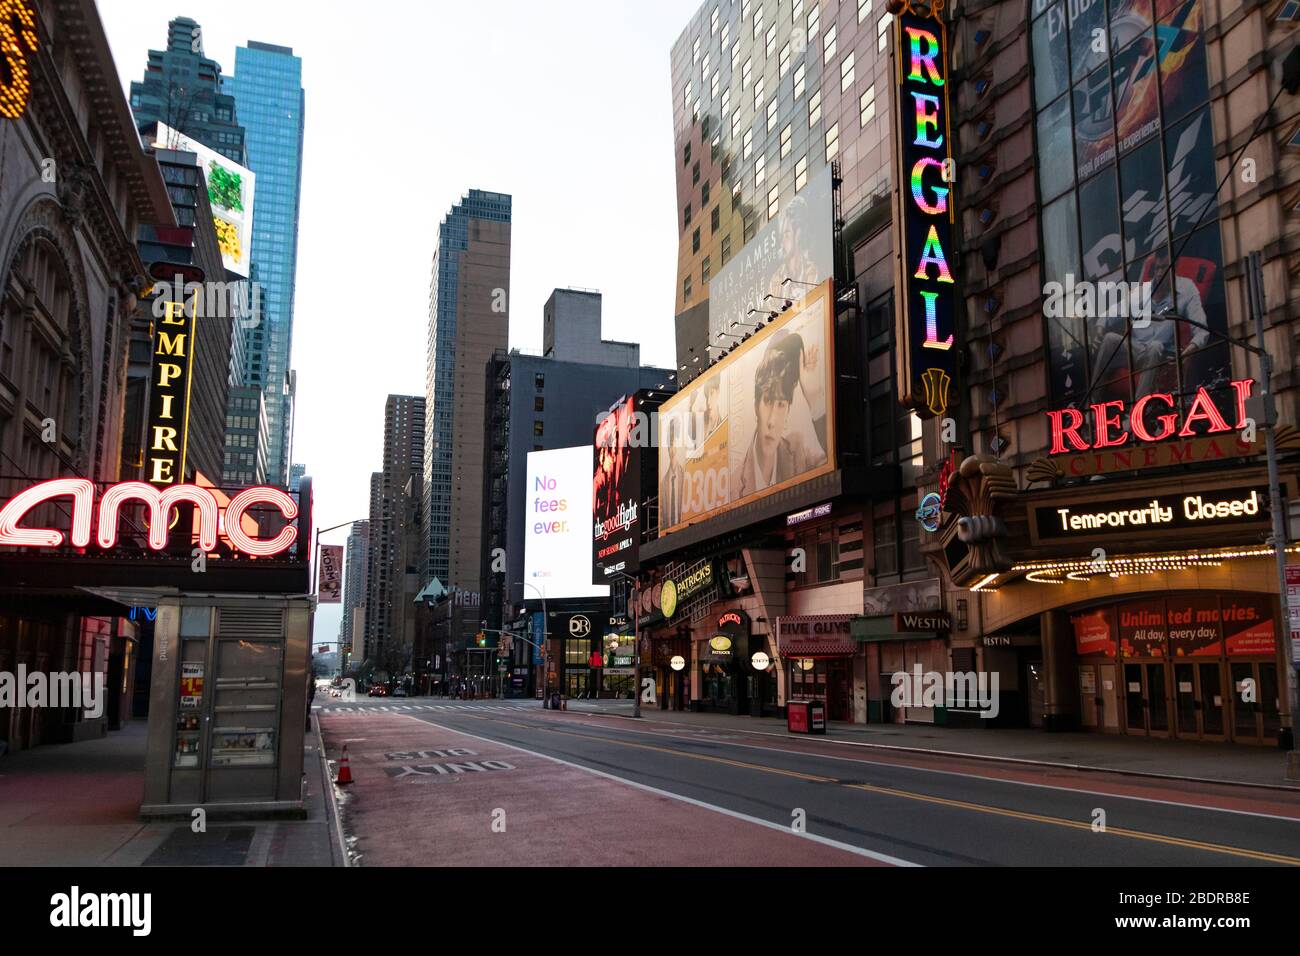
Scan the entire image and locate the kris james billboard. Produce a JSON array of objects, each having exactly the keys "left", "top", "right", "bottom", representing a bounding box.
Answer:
[{"left": 657, "top": 280, "right": 835, "bottom": 536}]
